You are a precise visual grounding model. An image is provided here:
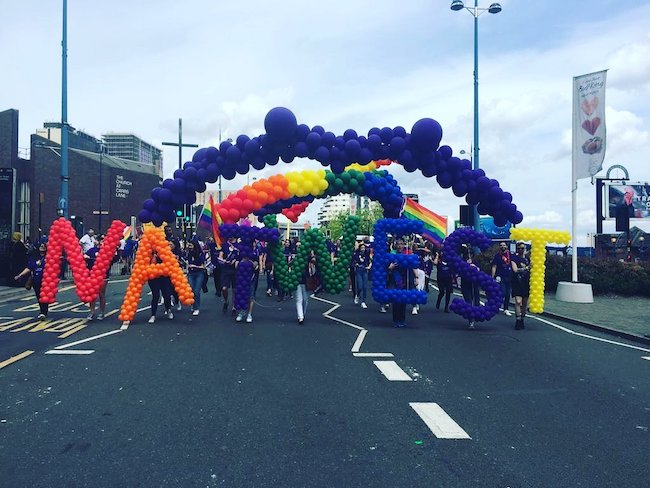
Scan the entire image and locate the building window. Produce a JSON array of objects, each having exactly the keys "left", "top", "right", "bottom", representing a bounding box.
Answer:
[{"left": 18, "top": 182, "right": 30, "bottom": 240}]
